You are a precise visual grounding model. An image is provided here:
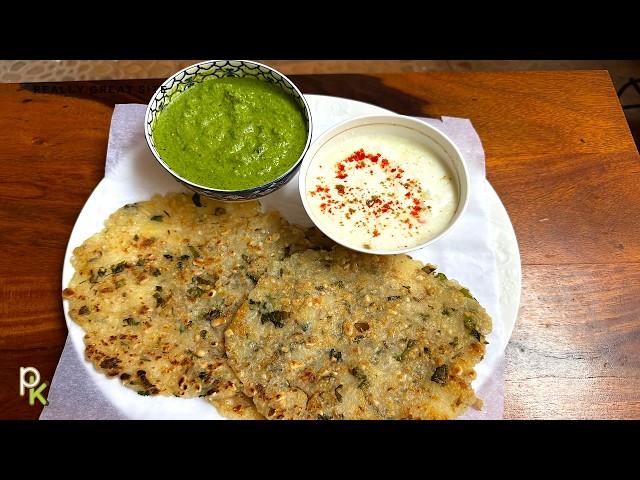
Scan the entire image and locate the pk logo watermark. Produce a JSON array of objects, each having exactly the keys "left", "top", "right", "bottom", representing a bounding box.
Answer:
[{"left": 19, "top": 367, "right": 49, "bottom": 406}]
